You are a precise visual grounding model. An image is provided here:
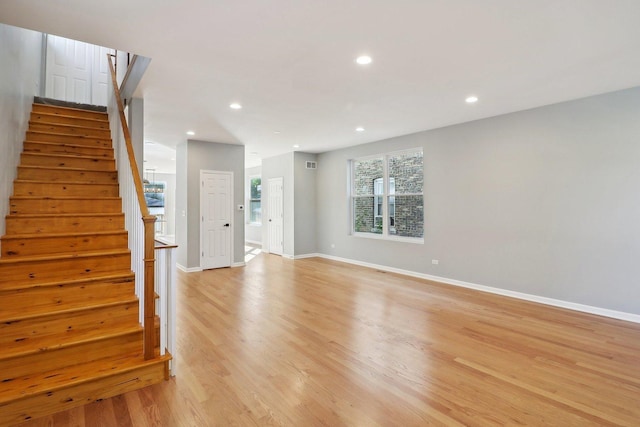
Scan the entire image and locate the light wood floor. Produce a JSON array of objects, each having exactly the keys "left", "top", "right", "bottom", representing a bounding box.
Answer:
[{"left": 18, "top": 252, "right": 640, "bottom": 426}]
